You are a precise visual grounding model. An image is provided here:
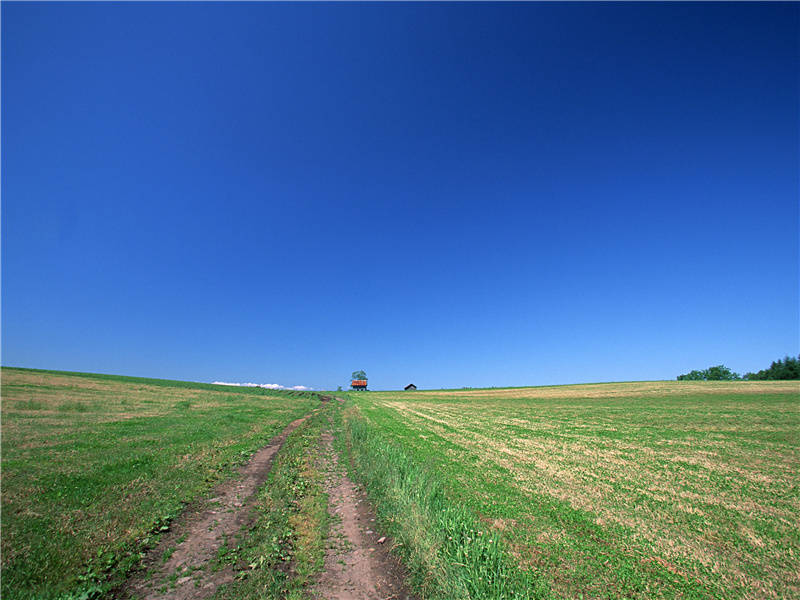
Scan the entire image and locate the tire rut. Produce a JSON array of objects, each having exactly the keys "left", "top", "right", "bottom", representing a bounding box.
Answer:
[
  {"left": 119, "top": 411, "right": 316, "bottom": 600},
  {"left": 314, "top": 429, "right": 415, "bottom": 600}
]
